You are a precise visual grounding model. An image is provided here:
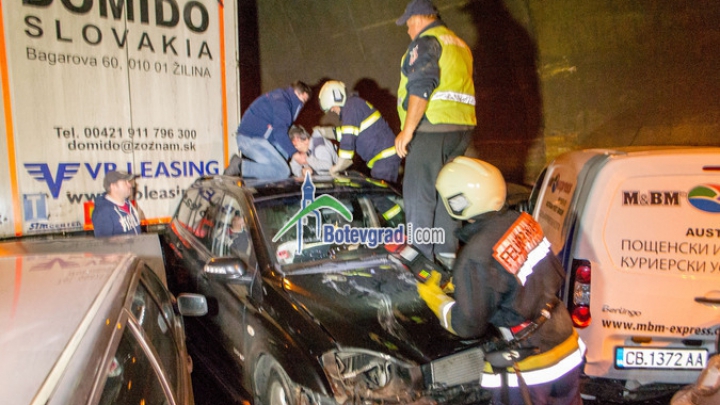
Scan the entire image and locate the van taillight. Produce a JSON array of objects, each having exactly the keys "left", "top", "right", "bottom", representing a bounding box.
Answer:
[
  {"left": 571, "top": 260, "right": 592, "bottom": 328},
  {"left": 571, "top": 306, "right": 591, "bottom": 328}
]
